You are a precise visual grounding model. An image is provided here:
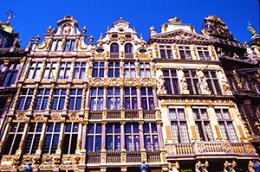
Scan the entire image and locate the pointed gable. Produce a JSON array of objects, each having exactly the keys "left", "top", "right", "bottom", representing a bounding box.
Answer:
[{"left": 150, "top": 29, "right": 212, "bottom": 44}]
